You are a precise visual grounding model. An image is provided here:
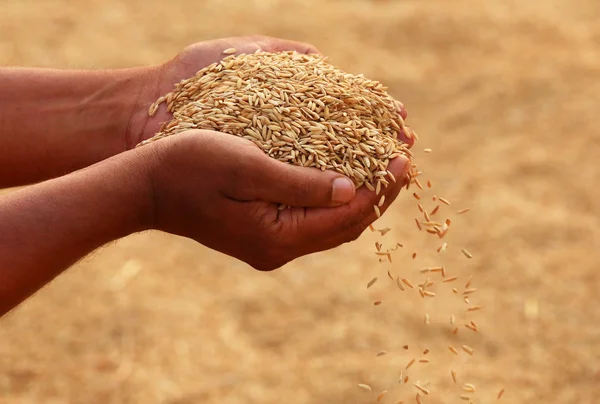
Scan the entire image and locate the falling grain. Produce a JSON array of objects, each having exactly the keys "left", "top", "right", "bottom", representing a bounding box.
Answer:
[
  {"left": 427, "top": 179, "right": 432, "bottom": 188},
  {"left": 451, "top": 370, "right": 457, "bottom": 384},
  {"left": 377, "top": 390, "right": 388, "bottom": 402},
  {"left": 358, "top": 383, "right": 372, "bottom": 392},
  {"left": 374, "top": 205, "right": 381, "bottom": 218},
  {"left": 448, "top": 345, "right": 459, "bottom": 355},
  {"left": 378, "top": 195, "right": 386, "bottom": 207},
  {"left": 461, "top": 345, "right": 474, "bottom": 355},
  {"left": 405, "top": 358, "right": 416, "bottom": 369},
  {"left": 443, "top": 276, "right": 458, "bottom": 283},
  {"left": 457, "top": 208, "right": 471, "bottom": 214},
  {"left": 438, "top": 197, "right": 451, "bottom": 206},
  {"left": 416, "top": 393, "right": 422, "bottom": 404},
  {"left": 396, "top": 277, "right": 405, "bottom": 291},
  {"left": 468, "top": 306, "right": 482, "bottom": 312},
  {"left": 367, "top": 277, "right": 378, "bottom": 289},
  {"left": 415, "top": 218, "right": 423, "bottom": 231},
  {"left": 413, "top": 192, "right": 421, "bottom": 200},
  {"left": 497, "top": 388, "right": 505, "bottom": 399},
  {"left": 462, "top": 383, "right": 476, "bottom": 393},
  {"left": 374, "top": 300, "right": 382, "bottom": 306},
  {"left": 376, "top": 350, "right": 388, "bottom": 357},
  {"left": 413, "top": 382, "right": 430, "bottom": 395},
  {"left": 430, "top": 205, "right": 439, "bottom": 215}
]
